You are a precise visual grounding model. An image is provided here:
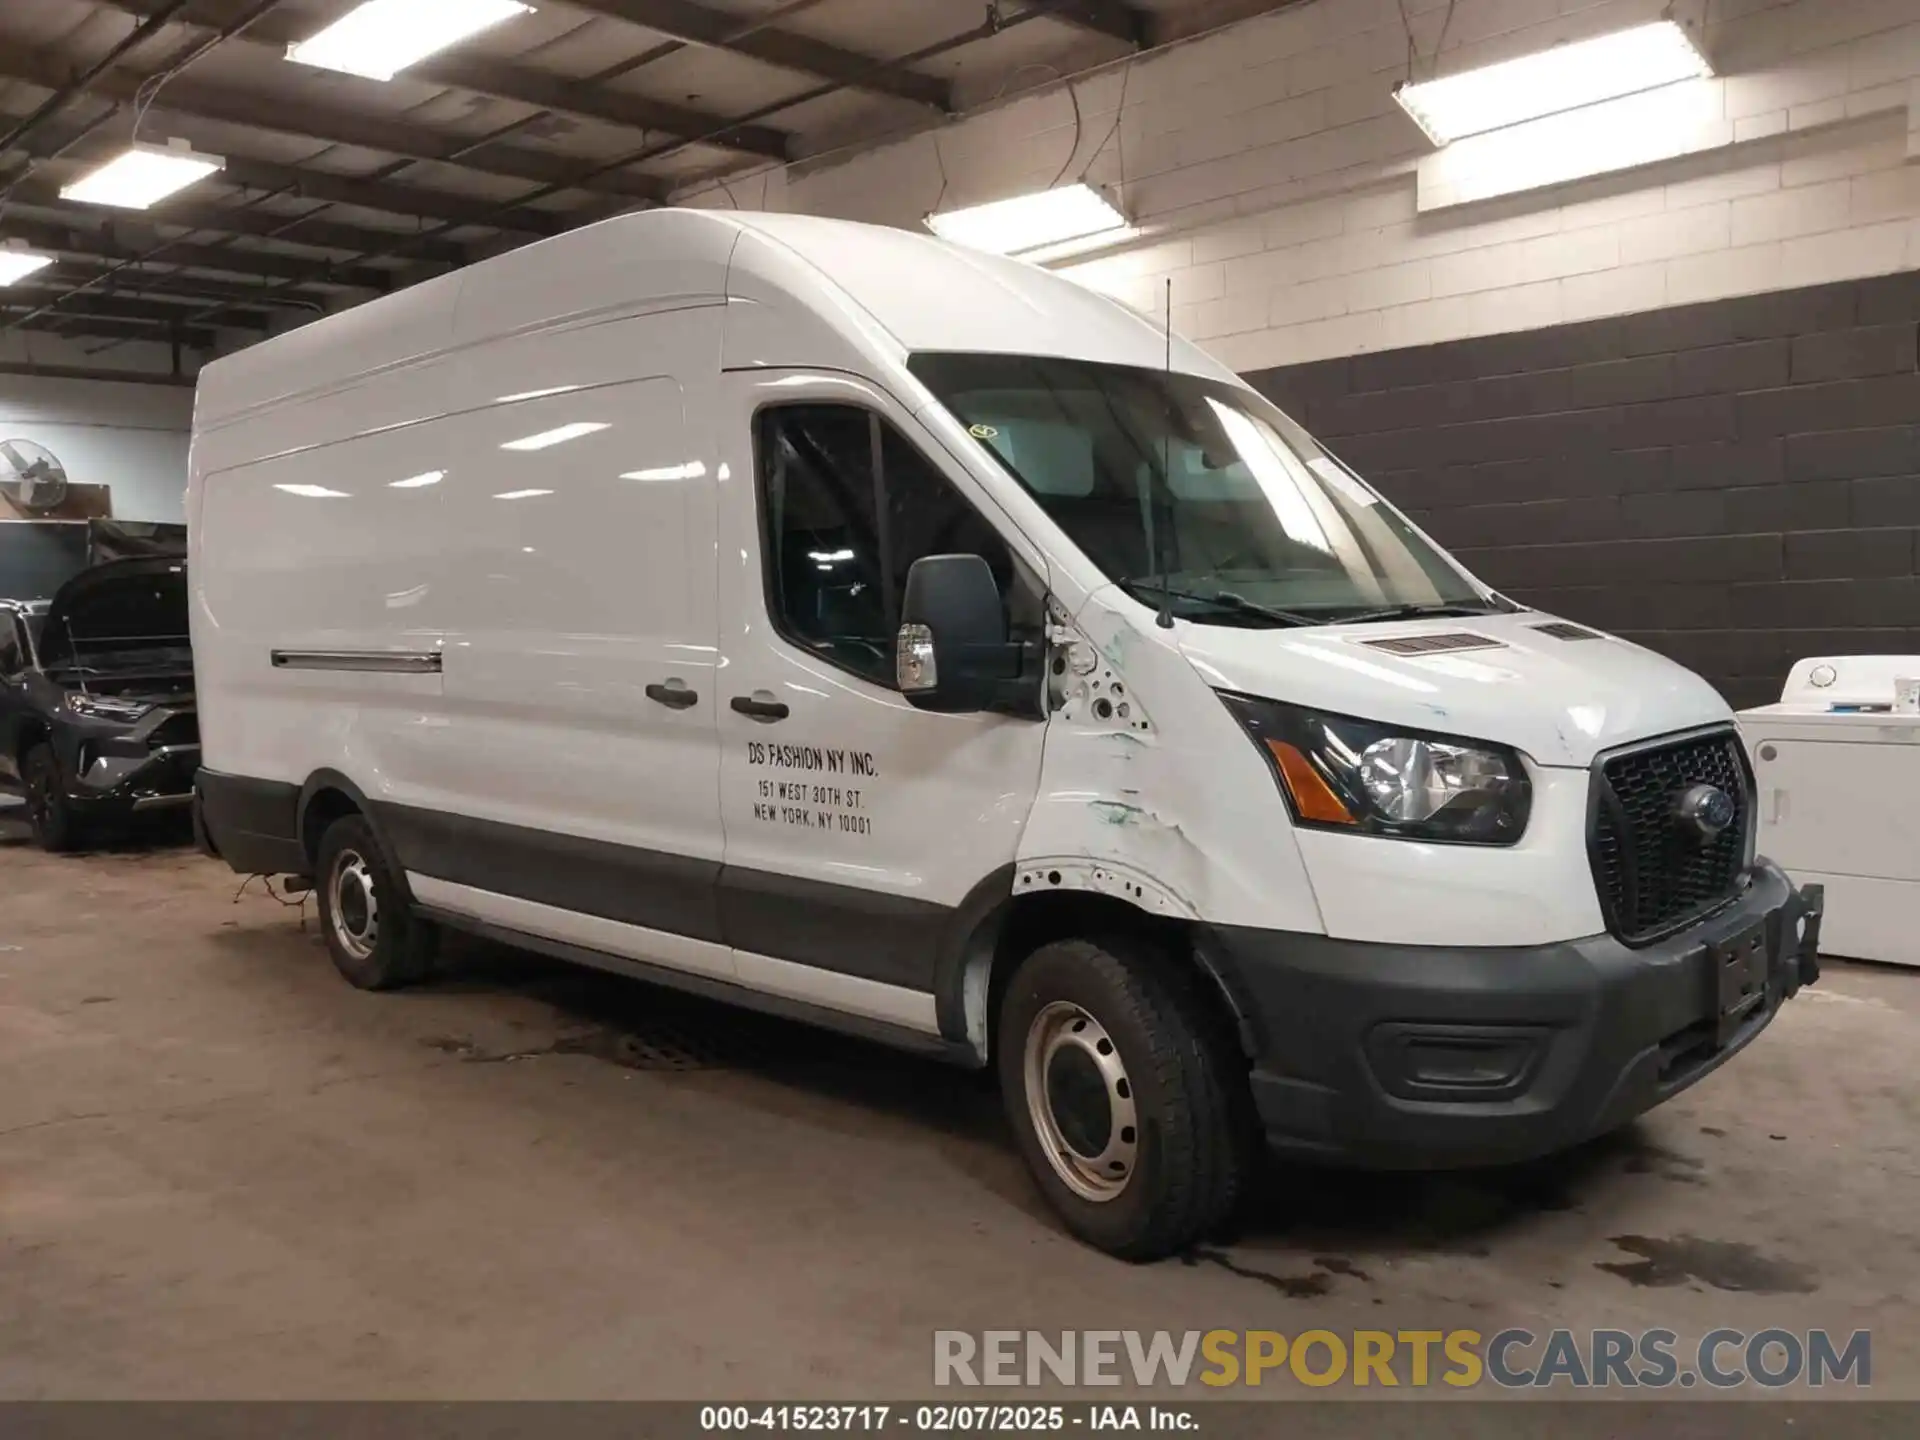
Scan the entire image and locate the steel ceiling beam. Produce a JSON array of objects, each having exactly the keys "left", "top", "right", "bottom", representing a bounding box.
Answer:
[
  {"left": 11, "top": 268, "right": 308, "bottom": 315},
  {"left": 0, "top": 307, "right": 216, "bottom": 346},
  {"left": 1038, "top": 0, "right": 1148, "bottom": 46},
  {"left": 0, "top": 50, "right": 667, "bottom": 204},
  {"left": 0, "top": 361, "right": 196, "bottom": 387},
  {"left": 561, "top": 0, "right": 952, "bottom": 110},
  {"left": 0, "top": 0, "right": 191, "bottom": 157},
  {"left": 2, "top": 109, "right": 572, "bottom": 236},
  {"left": 96, "top": 0, "right": 794, "bottom": 162},
  {"left": 1, "top": 286, "right": 267, "bottom": 330},
  {"left": 218, "top": 156, "right": 571, "bottom": 235},
  {"left": 2, "top": 173, "right": 469, "bottom": 265},
  {"left": 410, "top": 51, "right": 791, "bottom": 161},
  {"left": 1, "top": 215, "right": 394, "bottom": 289}
]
